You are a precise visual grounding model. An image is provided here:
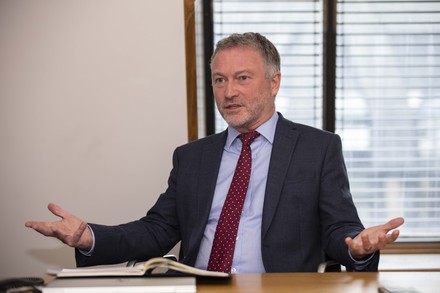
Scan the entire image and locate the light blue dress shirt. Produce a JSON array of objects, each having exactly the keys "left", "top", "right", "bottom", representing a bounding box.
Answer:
[{"left": 194, "top": 112, "right": 279, "bottom": 274}]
